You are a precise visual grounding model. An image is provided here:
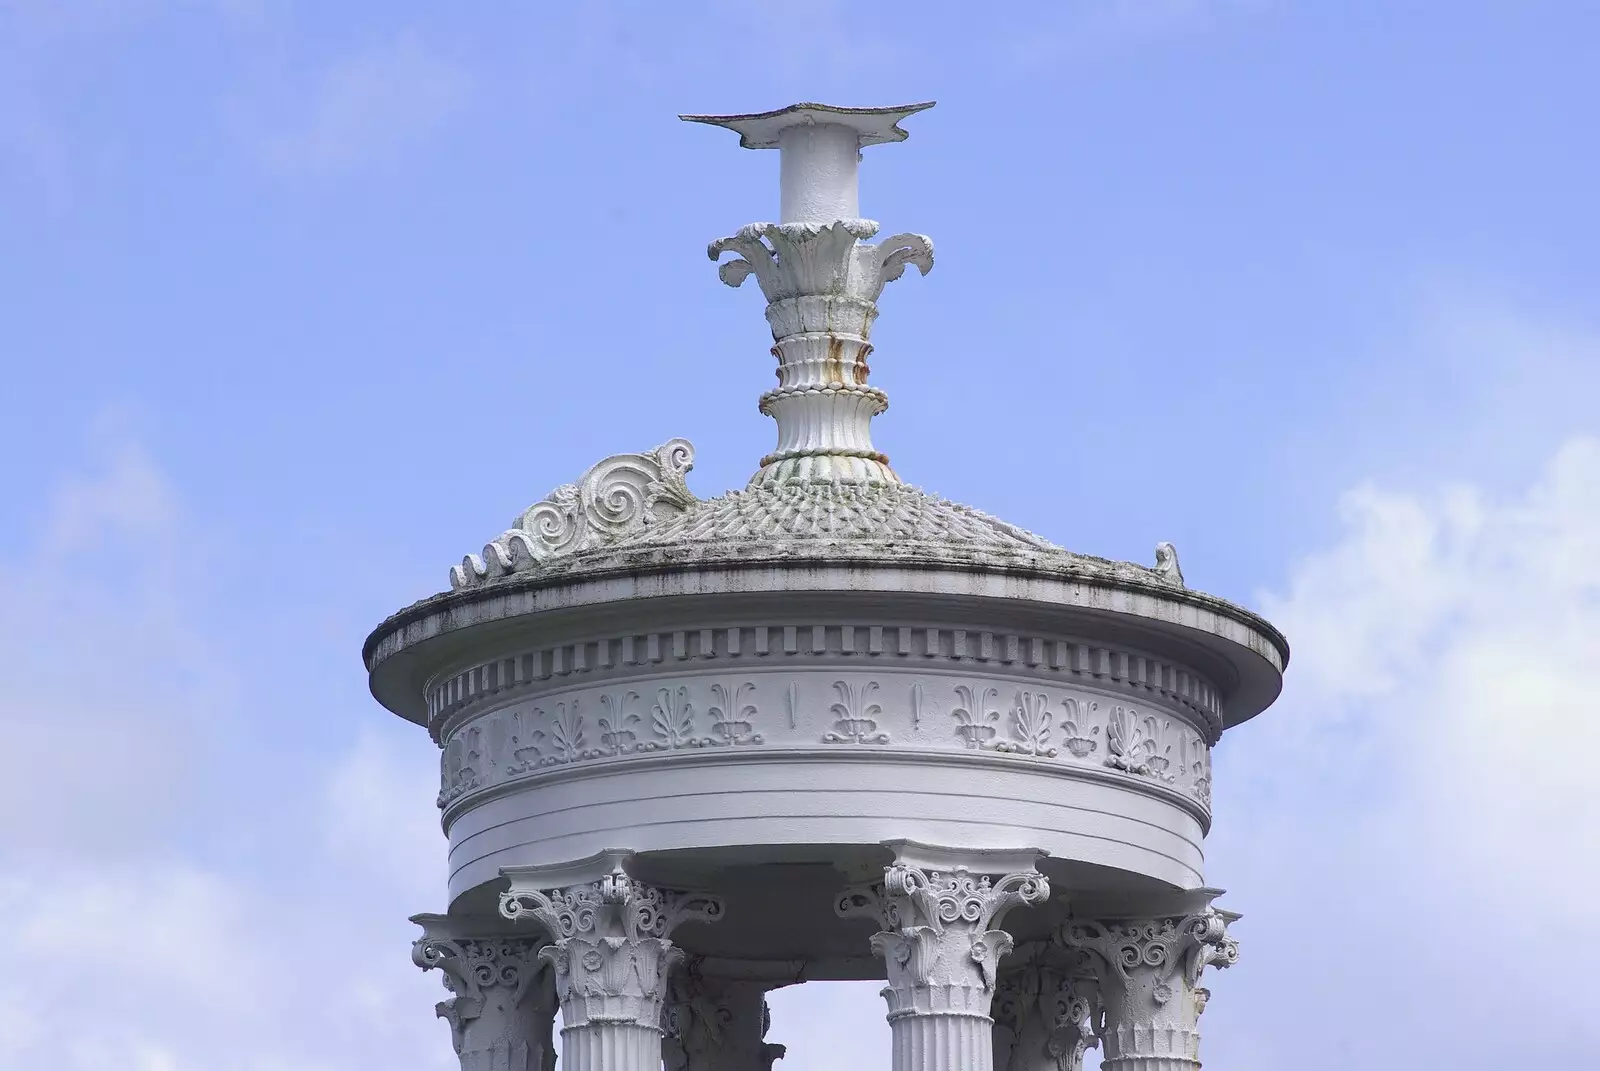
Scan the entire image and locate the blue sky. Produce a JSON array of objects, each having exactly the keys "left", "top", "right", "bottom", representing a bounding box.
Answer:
[{"left": 3, "top": 3, "right": 1597, "bottom": 1069}]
